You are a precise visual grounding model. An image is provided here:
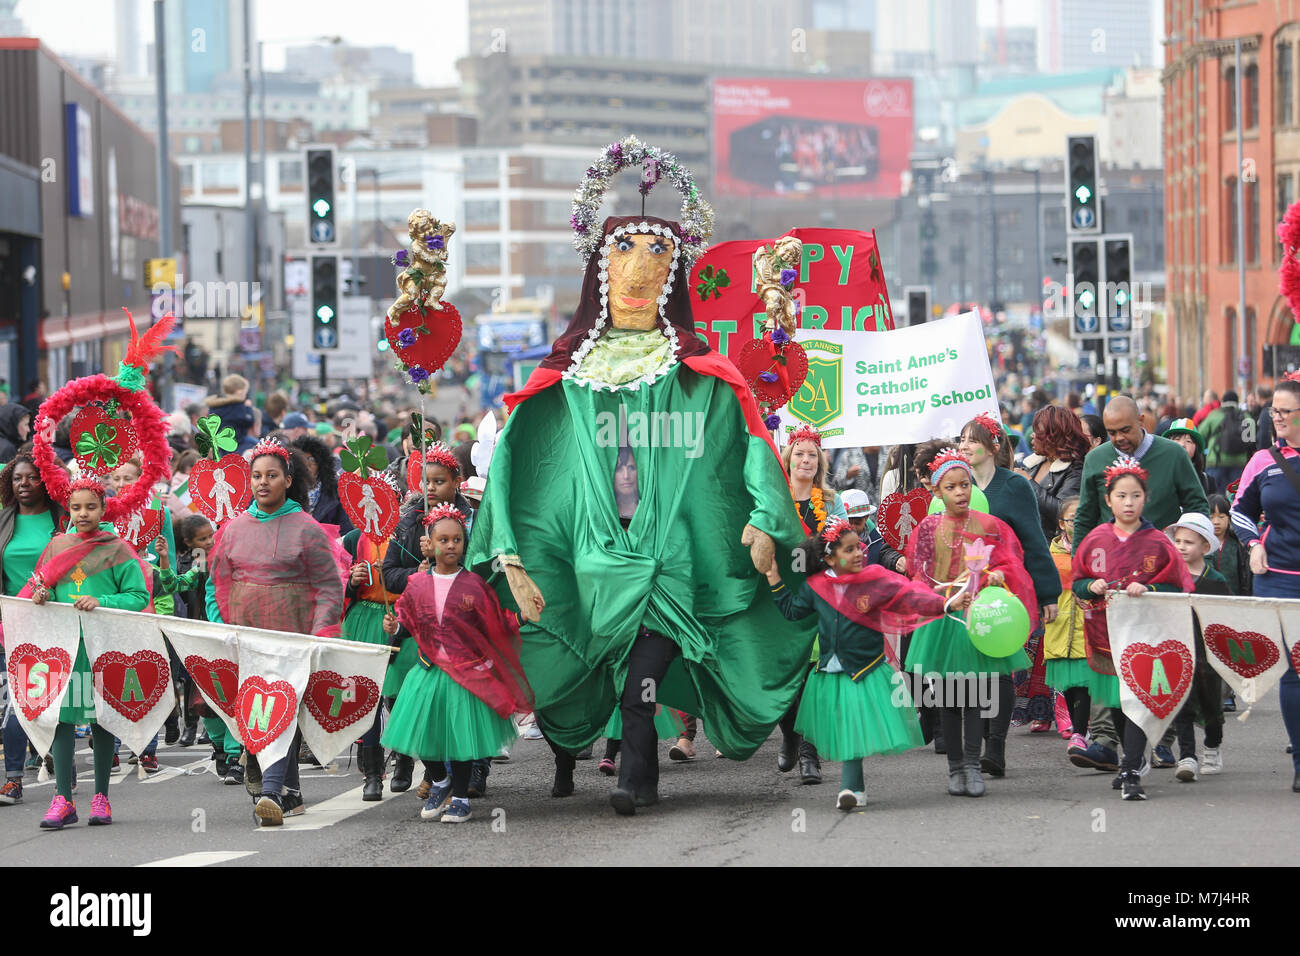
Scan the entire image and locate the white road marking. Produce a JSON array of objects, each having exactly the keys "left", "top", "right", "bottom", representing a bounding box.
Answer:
[
  {"left": 255, "top": 784, "right": 398, "bottom": 832},
  {"left": 137, "top": 851, "right": 258, "bottom": 867}
]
